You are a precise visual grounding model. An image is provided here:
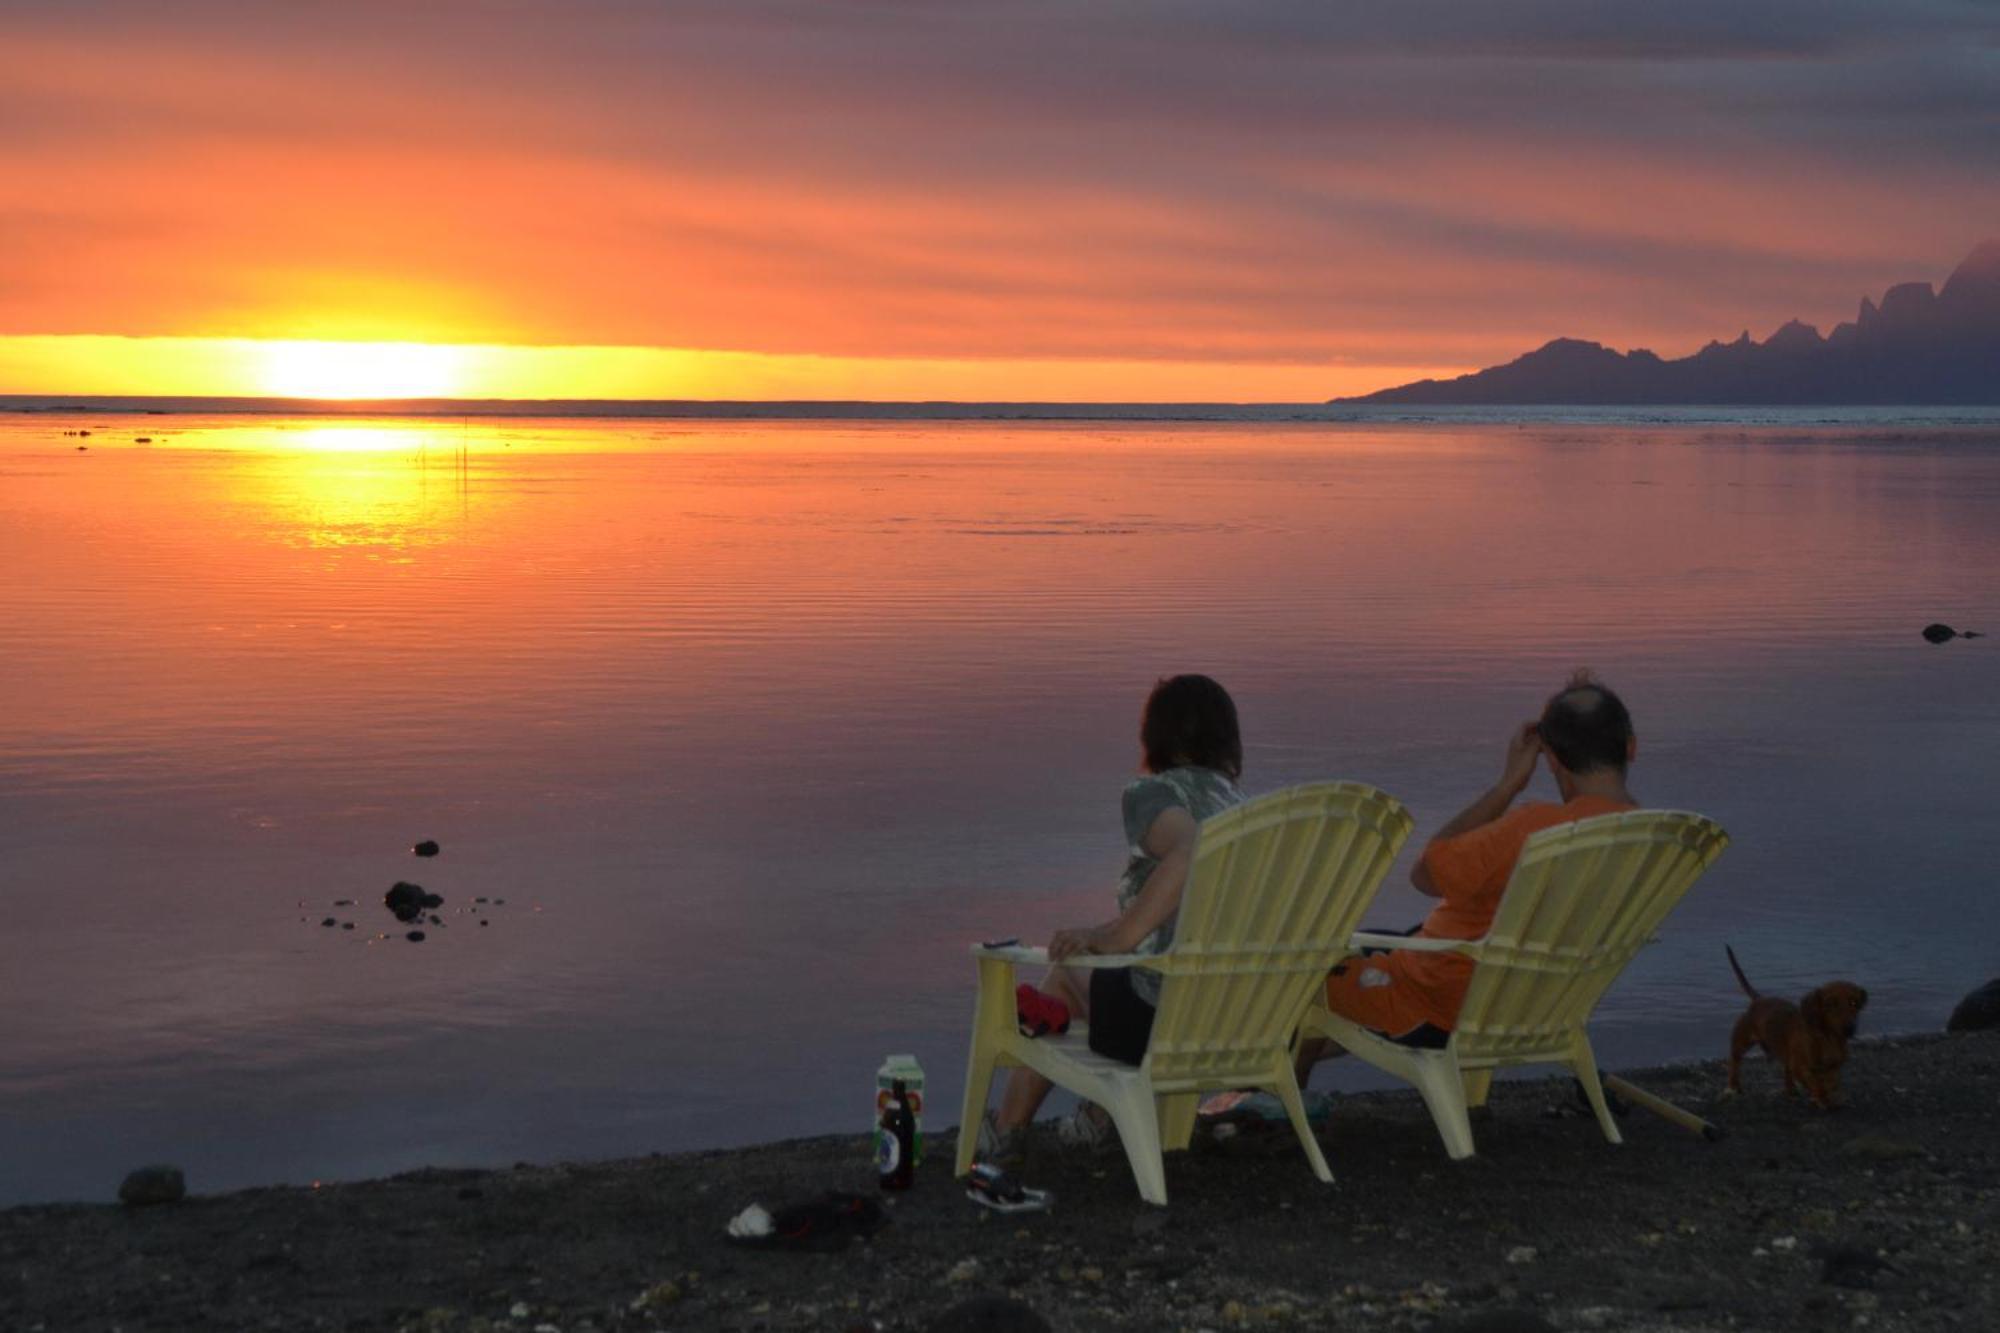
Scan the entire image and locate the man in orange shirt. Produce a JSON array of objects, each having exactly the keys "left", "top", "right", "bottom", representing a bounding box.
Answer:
[{"left": 1309, "top": 673, "right": 1639, "bottom": 1059}]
